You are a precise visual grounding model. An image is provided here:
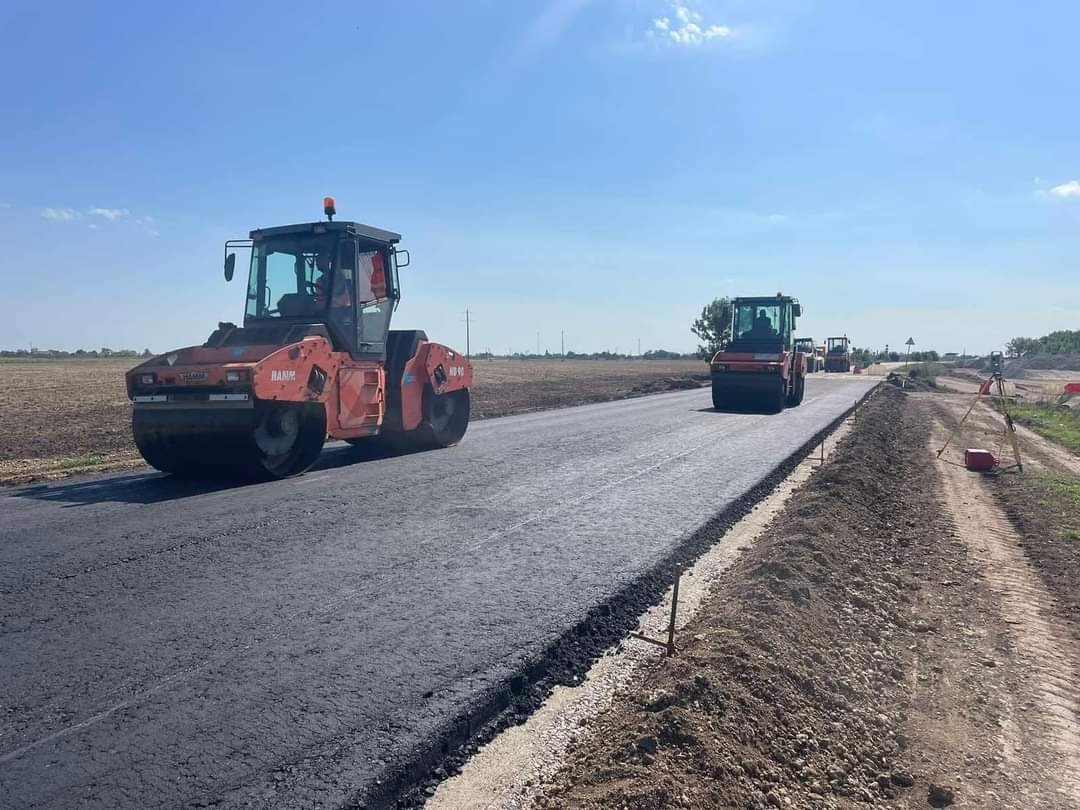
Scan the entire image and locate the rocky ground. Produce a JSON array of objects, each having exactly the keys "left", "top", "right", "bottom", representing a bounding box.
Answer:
[{"left": 526, "top": 387, "right": 1080, "bottom": 810}]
